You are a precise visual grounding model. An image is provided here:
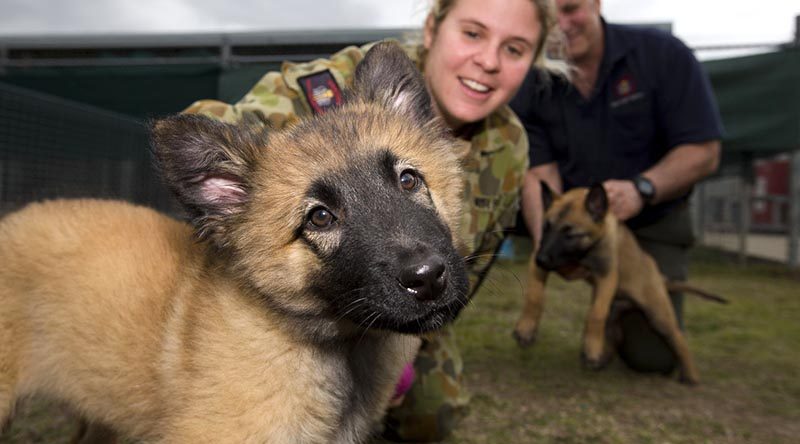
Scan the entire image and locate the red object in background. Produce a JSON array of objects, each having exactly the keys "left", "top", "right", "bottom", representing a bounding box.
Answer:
[{"left": 752, "top": 156, "right": 789, "bottom": 229}]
